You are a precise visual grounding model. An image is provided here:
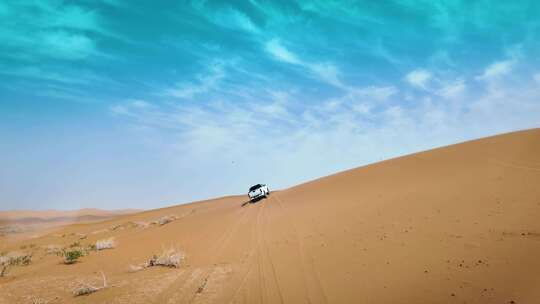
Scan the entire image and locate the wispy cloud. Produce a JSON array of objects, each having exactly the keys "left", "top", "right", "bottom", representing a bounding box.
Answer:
[
  {"left": 405, "top": 69, "right": 432, "bottom": 89},
  {"left": 476, "top": 60, "right": 514, "bottom": 81},
  {"left": 3, "top": 1, "right": 540, "bottom": 210},
  {"left": 208, "top": 7, "right": 261, "bottom": 34},
  {"left": 435, "top": 79, "right": 466, "bottom": 99},
  {"left": 163, "top": 62, "right": 226, "bottom": 99},
  {"left": 265, "top": 39, "right": 301, "bottom": 65},
  {"left": 111, "top": 65, "right": 540, "bottom": 199},
  {"left": 265, "top": 38, "right": 345, "bottom": 88},
  {"left": 0, "top": 2, "right": 111, "bottom": 61}
]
